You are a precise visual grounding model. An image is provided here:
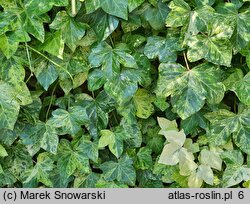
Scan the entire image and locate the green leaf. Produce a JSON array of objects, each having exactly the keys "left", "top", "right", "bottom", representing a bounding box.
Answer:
[
  {"left": 101, "top": 0, "right": 128, "bottom": 20},
  {"left": 0, "top": 27, "right": 31, "bottom": 58},
  {"left": 42, "top": 31, "right": 64, "bottom": 59},
  {"left": 128, "top": 0, "right": 144, "bottom": 12},
  {"left": 22, "top": 13, "right": 46, "bottom": 42},
  {"left": 99, "top": 130, "right": 124, "bottom": 158},
  {"left": 20, "top": 121, "right": 58, "bottom": 155},
  {"left": 24, "top": 152, "right": 54, "bottom": 187},
  {"left": 100, "top": 154, "right": 136, "bottom": 186},
  {"left": 25, "top": 0, "right": 68, "bottom": 16},
  {"left": 0, "top": 82, "right": 20, "bottom": 130},
  {"left": 104, "top": 69, "right": 140, "bottom": 105},
  {"left": 156, "top": 63, "right": 225, "bottom": 119},
  {"left": 89, "top": 42, "right": 137, "bottom": 79},
  {"left": 216, "top": 3, "right": 250, "bottom": 52},
  {"left": 135, "top": 147, "right": 153, "bottom": 170},
  {"left": 48, "top": 106, "right": 88, "bottom": 135},
  {"left": 232, "top": 71, "right": 250, "bottom": 106},
  {"left": 76, "top": 138, "right": 99, "bottom": 163},
  {"left": 223, "top": 165, "right": 250, "bottom": 187},
  {"left": 50, "top": 11, "right": 87, "bottom": 51},
  {"left": 87, "top": 69, "right": 106, "bottom": 91},
  {"left": 187, "top": 19, "right": 233, "bottom": 66},
  {"left": 221, "top": 150, "right": 244, "bottom": 166},
  {"left": 57, "top": 139, "right": 90, "bottom": 178},
  {"left": 166, "top": 0, "right": 191, "bottom": 27},
  {"left": 205, "top": 109, "right": 250, "bottom": 154},
  {"left": 144, "top": 1, "right": 170, "bottom": 30},
  {"left": 89, "top": 10, "right": 119, "bottom": 41},
  {"left": 223, "top": 68, "right": 244, "bottom": 90},
  {"left": 34, "top": 58, "right": 58, "bottom": 91},
  {"left": 133, "top": 89, "right": 155, "bottom": 119},
  {"left": 144, "top": 35, "right": 181, "bottom": 62},
  {"left": 0, "top": 144, "right": 8, "bottom": 157}
]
